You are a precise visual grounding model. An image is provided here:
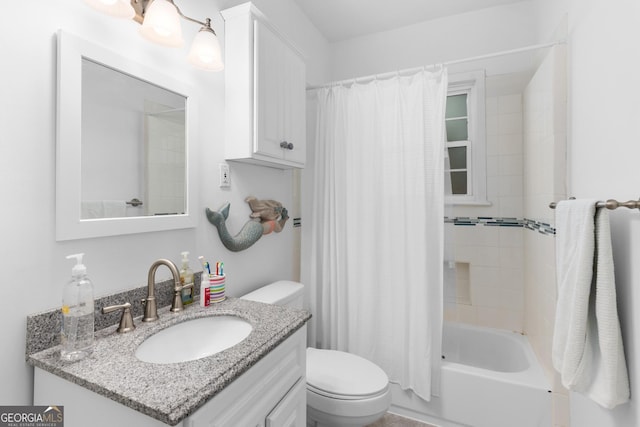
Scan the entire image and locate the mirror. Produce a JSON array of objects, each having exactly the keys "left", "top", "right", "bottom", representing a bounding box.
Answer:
[
  {"left": 81, "top": 59, "right": 187, "bottom": 219},
  {"left": 56, "top": 30, "right": 199, "bottom": 240}
]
